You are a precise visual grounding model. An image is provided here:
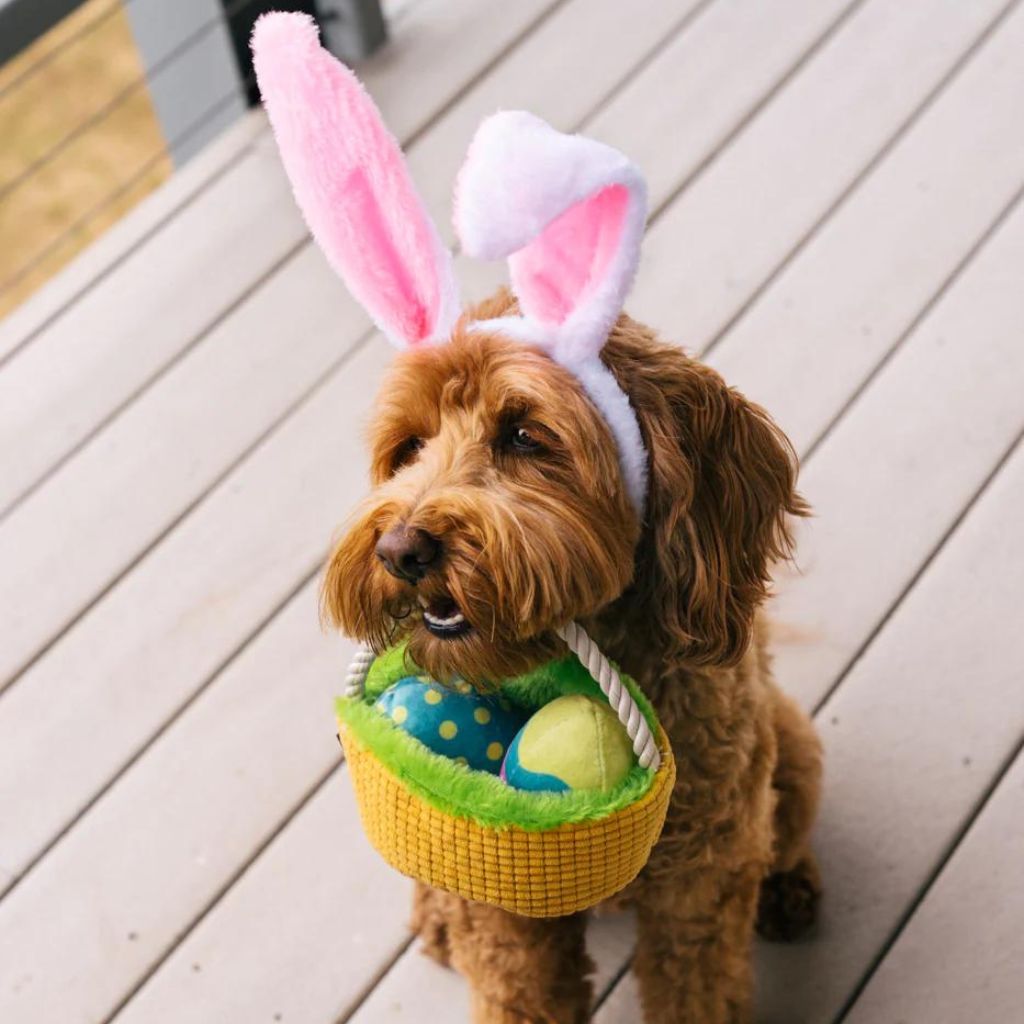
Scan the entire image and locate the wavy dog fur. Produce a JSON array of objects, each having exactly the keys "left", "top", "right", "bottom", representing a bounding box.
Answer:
[{"left": 324, "top": 290, "right": 822, "bottom": 1024}]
